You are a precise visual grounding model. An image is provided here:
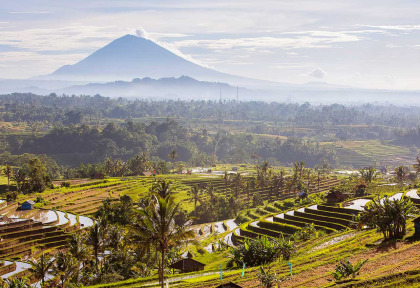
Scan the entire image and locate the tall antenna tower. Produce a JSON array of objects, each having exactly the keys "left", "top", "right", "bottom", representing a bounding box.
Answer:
[{"left": 219, "top": 85, "right": 222, "bottom": 101}]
